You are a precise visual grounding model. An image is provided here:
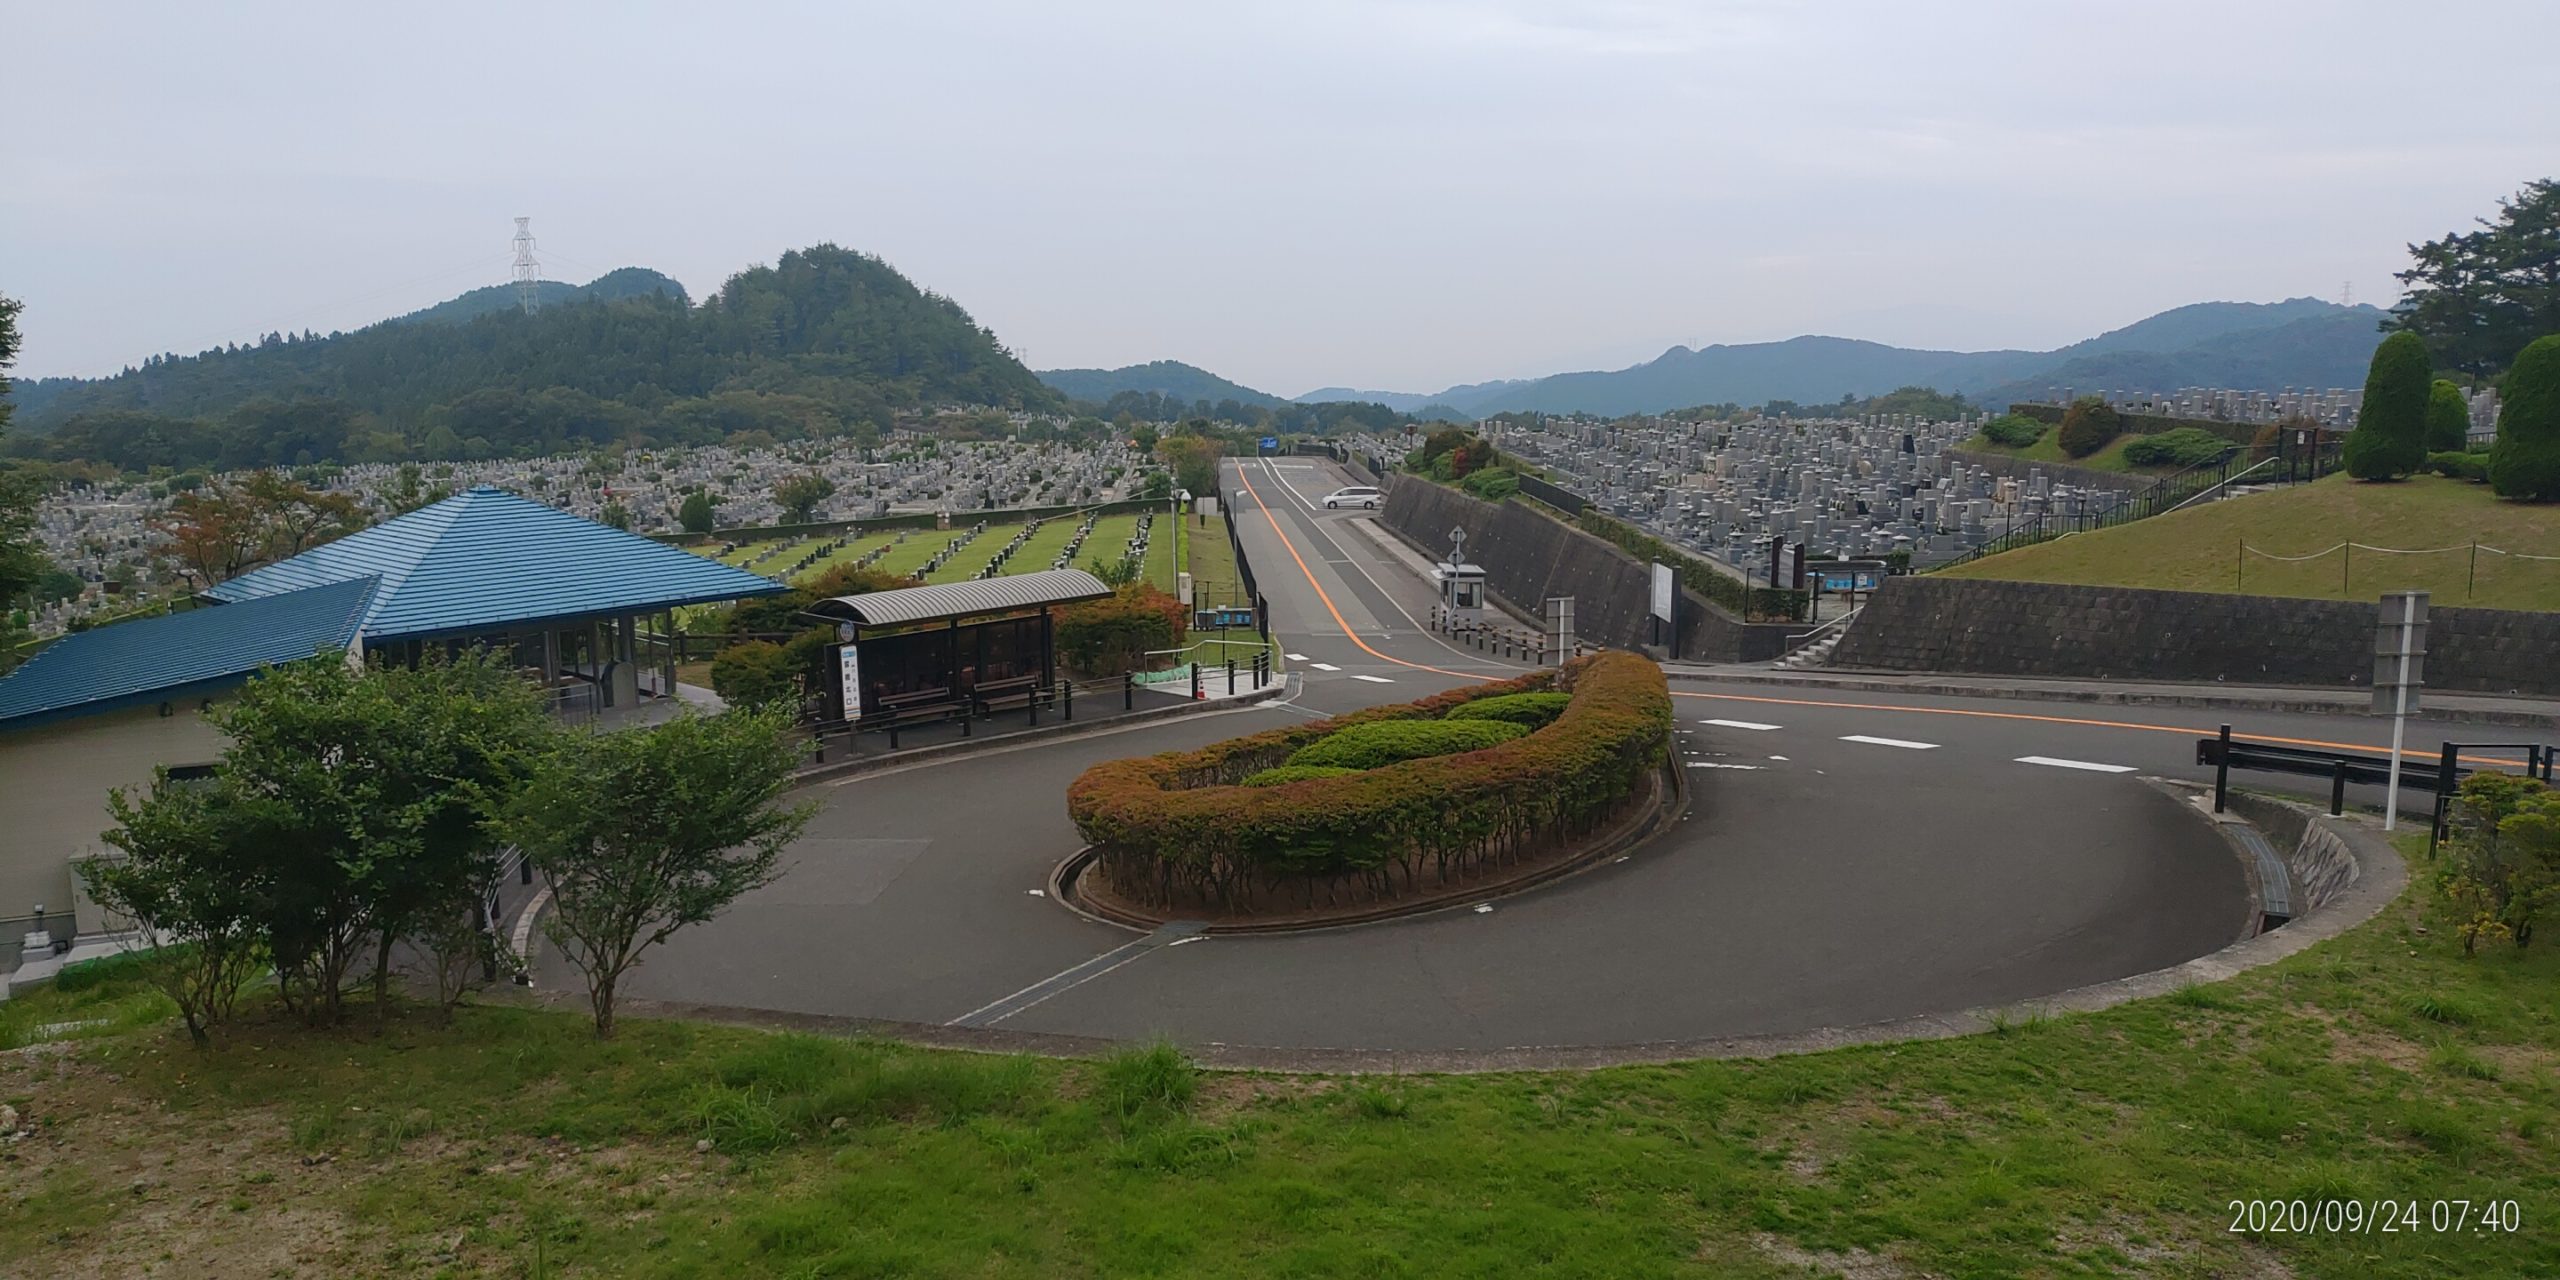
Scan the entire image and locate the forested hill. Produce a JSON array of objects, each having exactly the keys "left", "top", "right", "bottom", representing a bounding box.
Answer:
[
  {"left": 1037, "top": 360, "right": 1285, "bottom": 409},
  {"left": 9, "top": 245, "right": 1063, "bottom": 470},
  {"left": 388, "top": 267, "right": 690, "bottom": 327}
]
